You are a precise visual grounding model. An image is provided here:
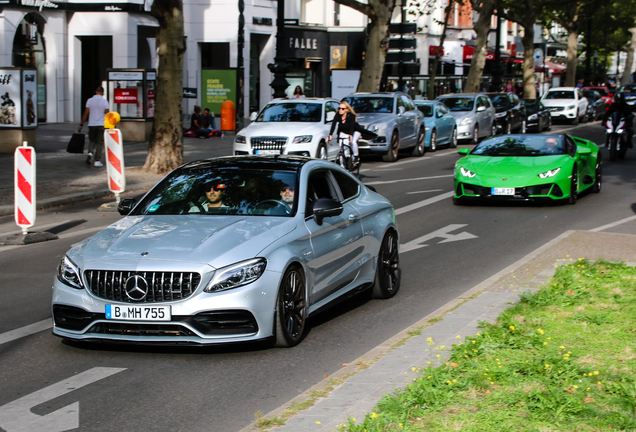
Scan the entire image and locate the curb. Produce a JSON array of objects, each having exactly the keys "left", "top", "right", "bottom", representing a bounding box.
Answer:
[
  {"left": 239, "top": 230, "right": 577, "bottom": 432},
  {"left": 0, "top": 181, "right": 159, "bottom": 217}
]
